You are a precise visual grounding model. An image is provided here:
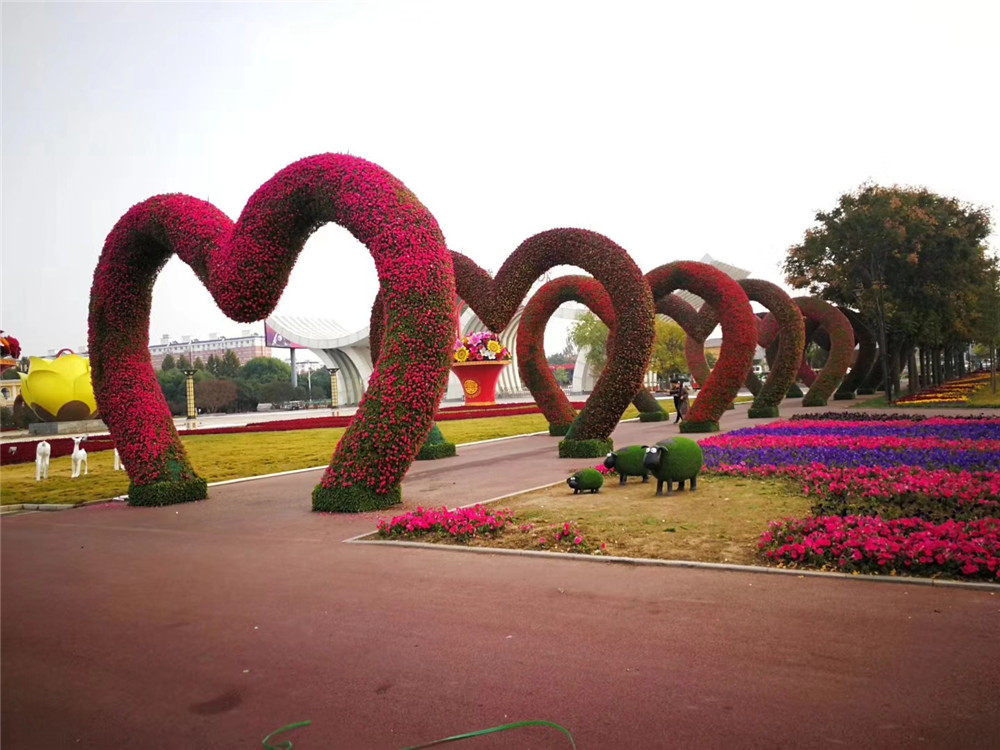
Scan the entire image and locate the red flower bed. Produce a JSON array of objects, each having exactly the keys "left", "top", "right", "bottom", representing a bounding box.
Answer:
[
  {"left": 759, "top": 516, "right": 1000, "bottom": 580},
  {"left": 645, "top": 262, "right": 757, "bottom": 432},
  {"left": 89, "top": 154, "right": 455, "bottom": 510}
]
